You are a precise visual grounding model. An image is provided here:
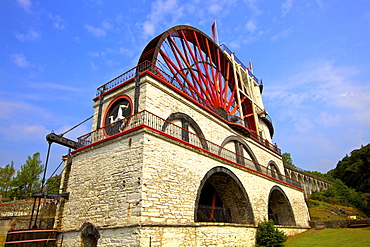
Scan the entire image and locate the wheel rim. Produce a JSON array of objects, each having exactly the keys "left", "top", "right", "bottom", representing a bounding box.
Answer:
[{"left": 138, "top": 25, "right": 256, "bottom": 131}]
